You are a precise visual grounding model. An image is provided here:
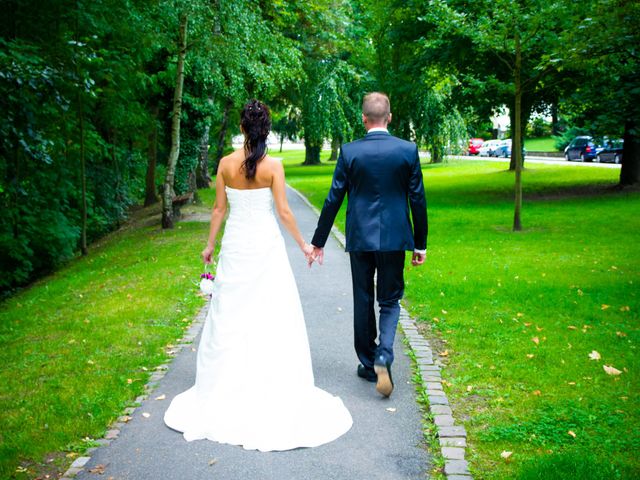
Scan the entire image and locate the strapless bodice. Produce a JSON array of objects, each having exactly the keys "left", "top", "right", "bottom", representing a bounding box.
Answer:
[{"left": 225, "top": 186, "right": 274, "bottom": 218}]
